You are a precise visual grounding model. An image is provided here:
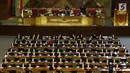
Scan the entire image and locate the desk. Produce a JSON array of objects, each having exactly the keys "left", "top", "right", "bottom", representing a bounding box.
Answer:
[
  {"left": 23, "top": 16, "right": 105, "bottom": 26},
  {"left": 94, "top": 18, "right": 105, "bottom": 26}
]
